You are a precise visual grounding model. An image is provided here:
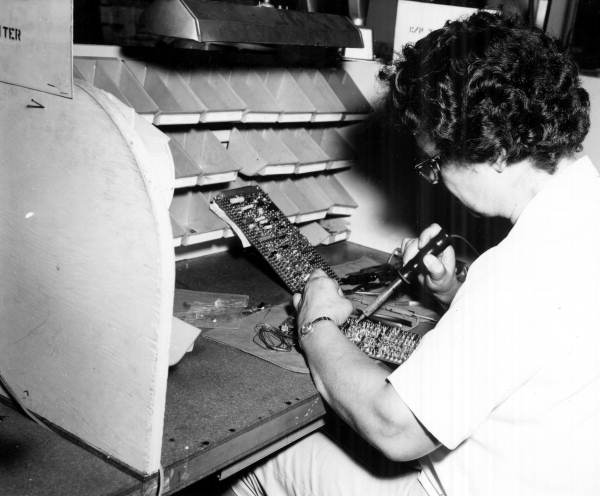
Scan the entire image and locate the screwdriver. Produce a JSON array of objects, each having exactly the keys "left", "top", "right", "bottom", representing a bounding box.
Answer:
[{"left": 355, "top": 229, "right": 452, "bottom": 323}]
